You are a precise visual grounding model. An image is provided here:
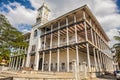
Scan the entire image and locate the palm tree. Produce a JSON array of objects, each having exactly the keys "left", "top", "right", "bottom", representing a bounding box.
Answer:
[{"left": 113, "top": 31, "right": 120, "bottom": 61}]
